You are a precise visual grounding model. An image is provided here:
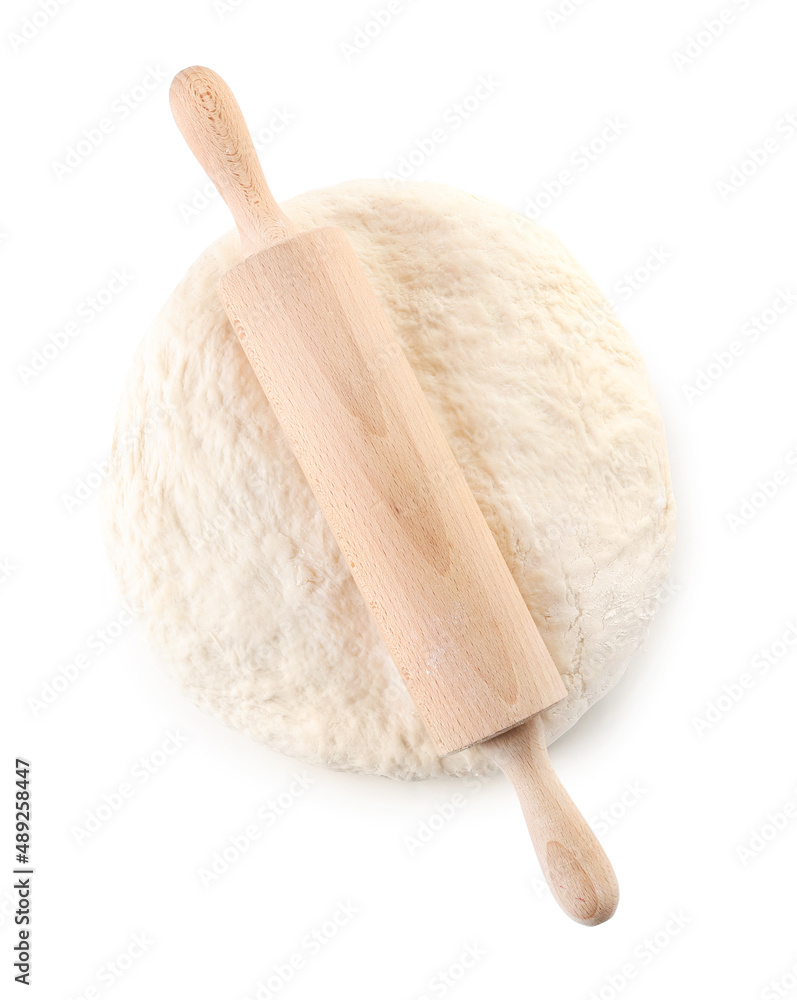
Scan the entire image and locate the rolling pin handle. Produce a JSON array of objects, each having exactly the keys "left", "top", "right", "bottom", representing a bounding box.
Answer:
[
  {"left": 485, "top": 715, "right": 619, "bottom": 925},
  {"left": 169, "top": 66, "right": 296, "bottom": 256}
]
